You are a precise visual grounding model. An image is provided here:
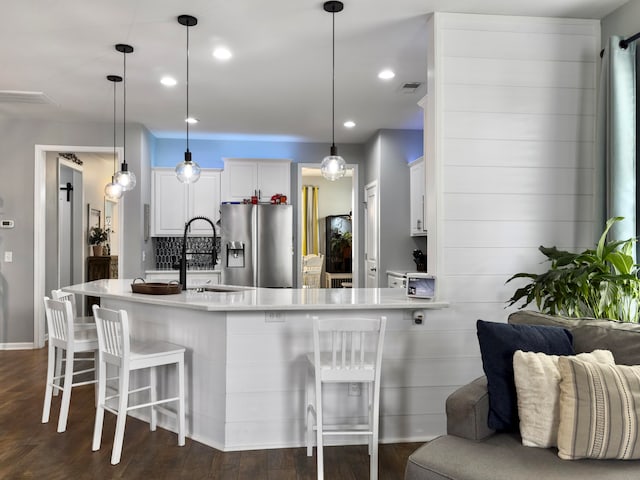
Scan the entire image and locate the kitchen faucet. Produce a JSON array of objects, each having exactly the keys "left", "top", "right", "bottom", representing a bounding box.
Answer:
[{"left": 179, "top": 216, "right": 217, "bottom": 290}]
